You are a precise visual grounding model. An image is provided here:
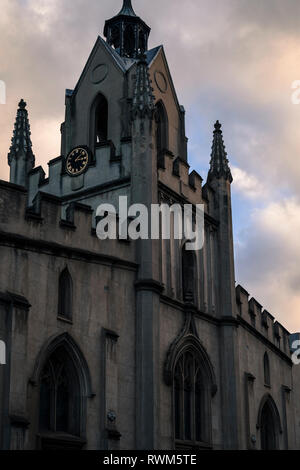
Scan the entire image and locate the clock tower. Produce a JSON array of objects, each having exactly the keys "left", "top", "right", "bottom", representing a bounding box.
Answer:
[{"left": 8, "top": 0, "right": 188, "bottom": 229}]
